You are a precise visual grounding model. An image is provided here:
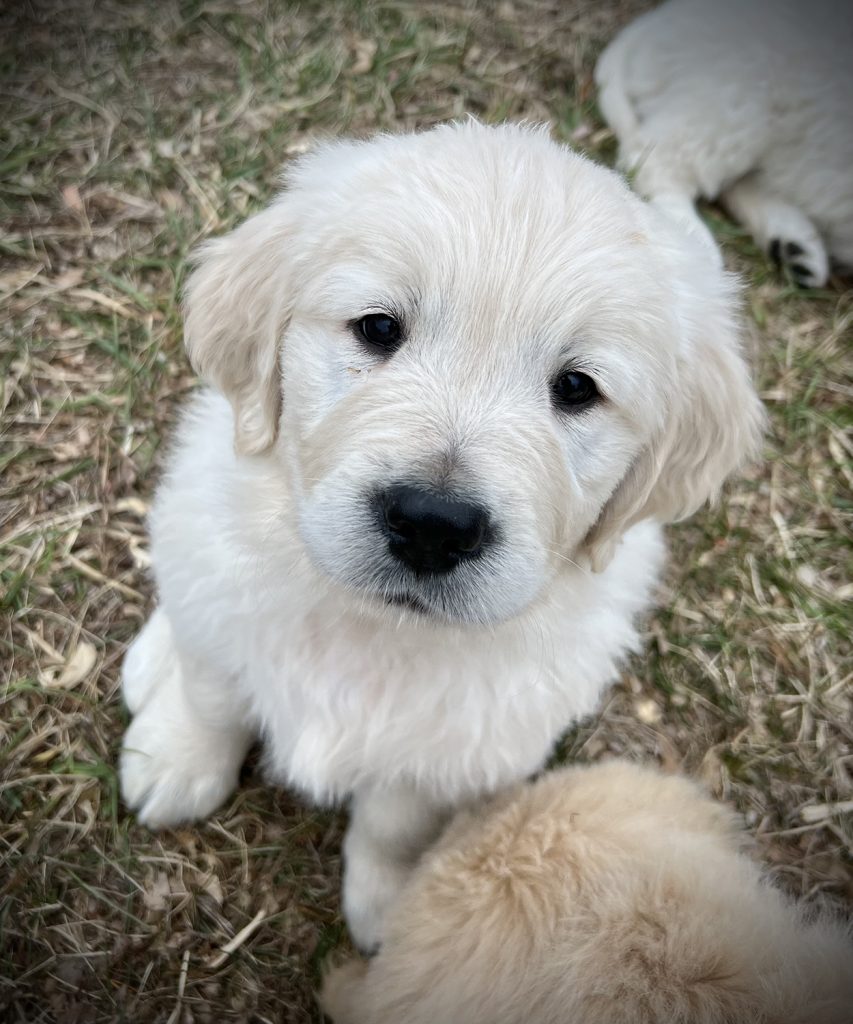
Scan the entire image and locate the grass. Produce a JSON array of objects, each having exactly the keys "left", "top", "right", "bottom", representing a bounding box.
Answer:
[{"left": 1, "top": 0, "right": 851, "bottom": 1020}]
